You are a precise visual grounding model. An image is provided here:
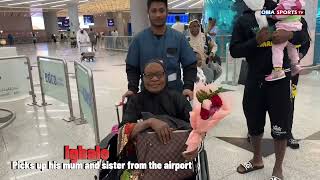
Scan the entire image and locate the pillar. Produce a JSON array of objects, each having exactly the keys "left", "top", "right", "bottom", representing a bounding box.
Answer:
[
  {"left": 116, "top": 12, "right": 125, "bottom": 36},
  {"left": 43, "top": 11, "right": 58, "bottom": 38},
  {"left": 67, "top": 2, "right": 80, "bottom": 33},
  {"left": 289, "top": 0, "right": 318, "bottom": 66},
  {"left": 130, "top": 0, "right": 149, "bottom": 35}
]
